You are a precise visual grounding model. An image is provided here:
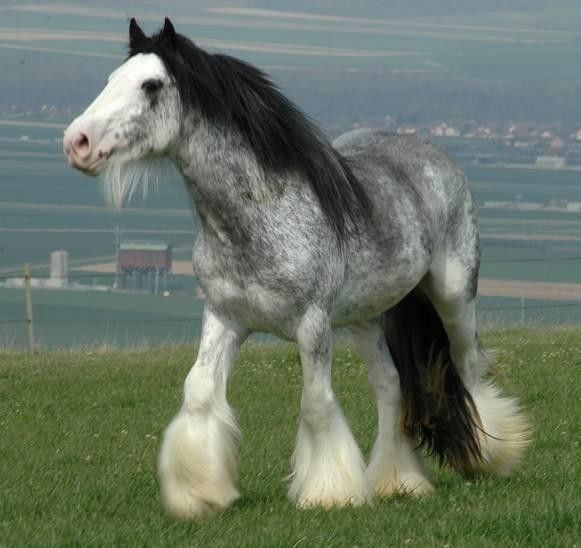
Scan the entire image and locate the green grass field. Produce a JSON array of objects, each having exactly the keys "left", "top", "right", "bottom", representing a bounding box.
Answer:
[{"left": 0, "top": 329, "right": 579, "bottom": 546}]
